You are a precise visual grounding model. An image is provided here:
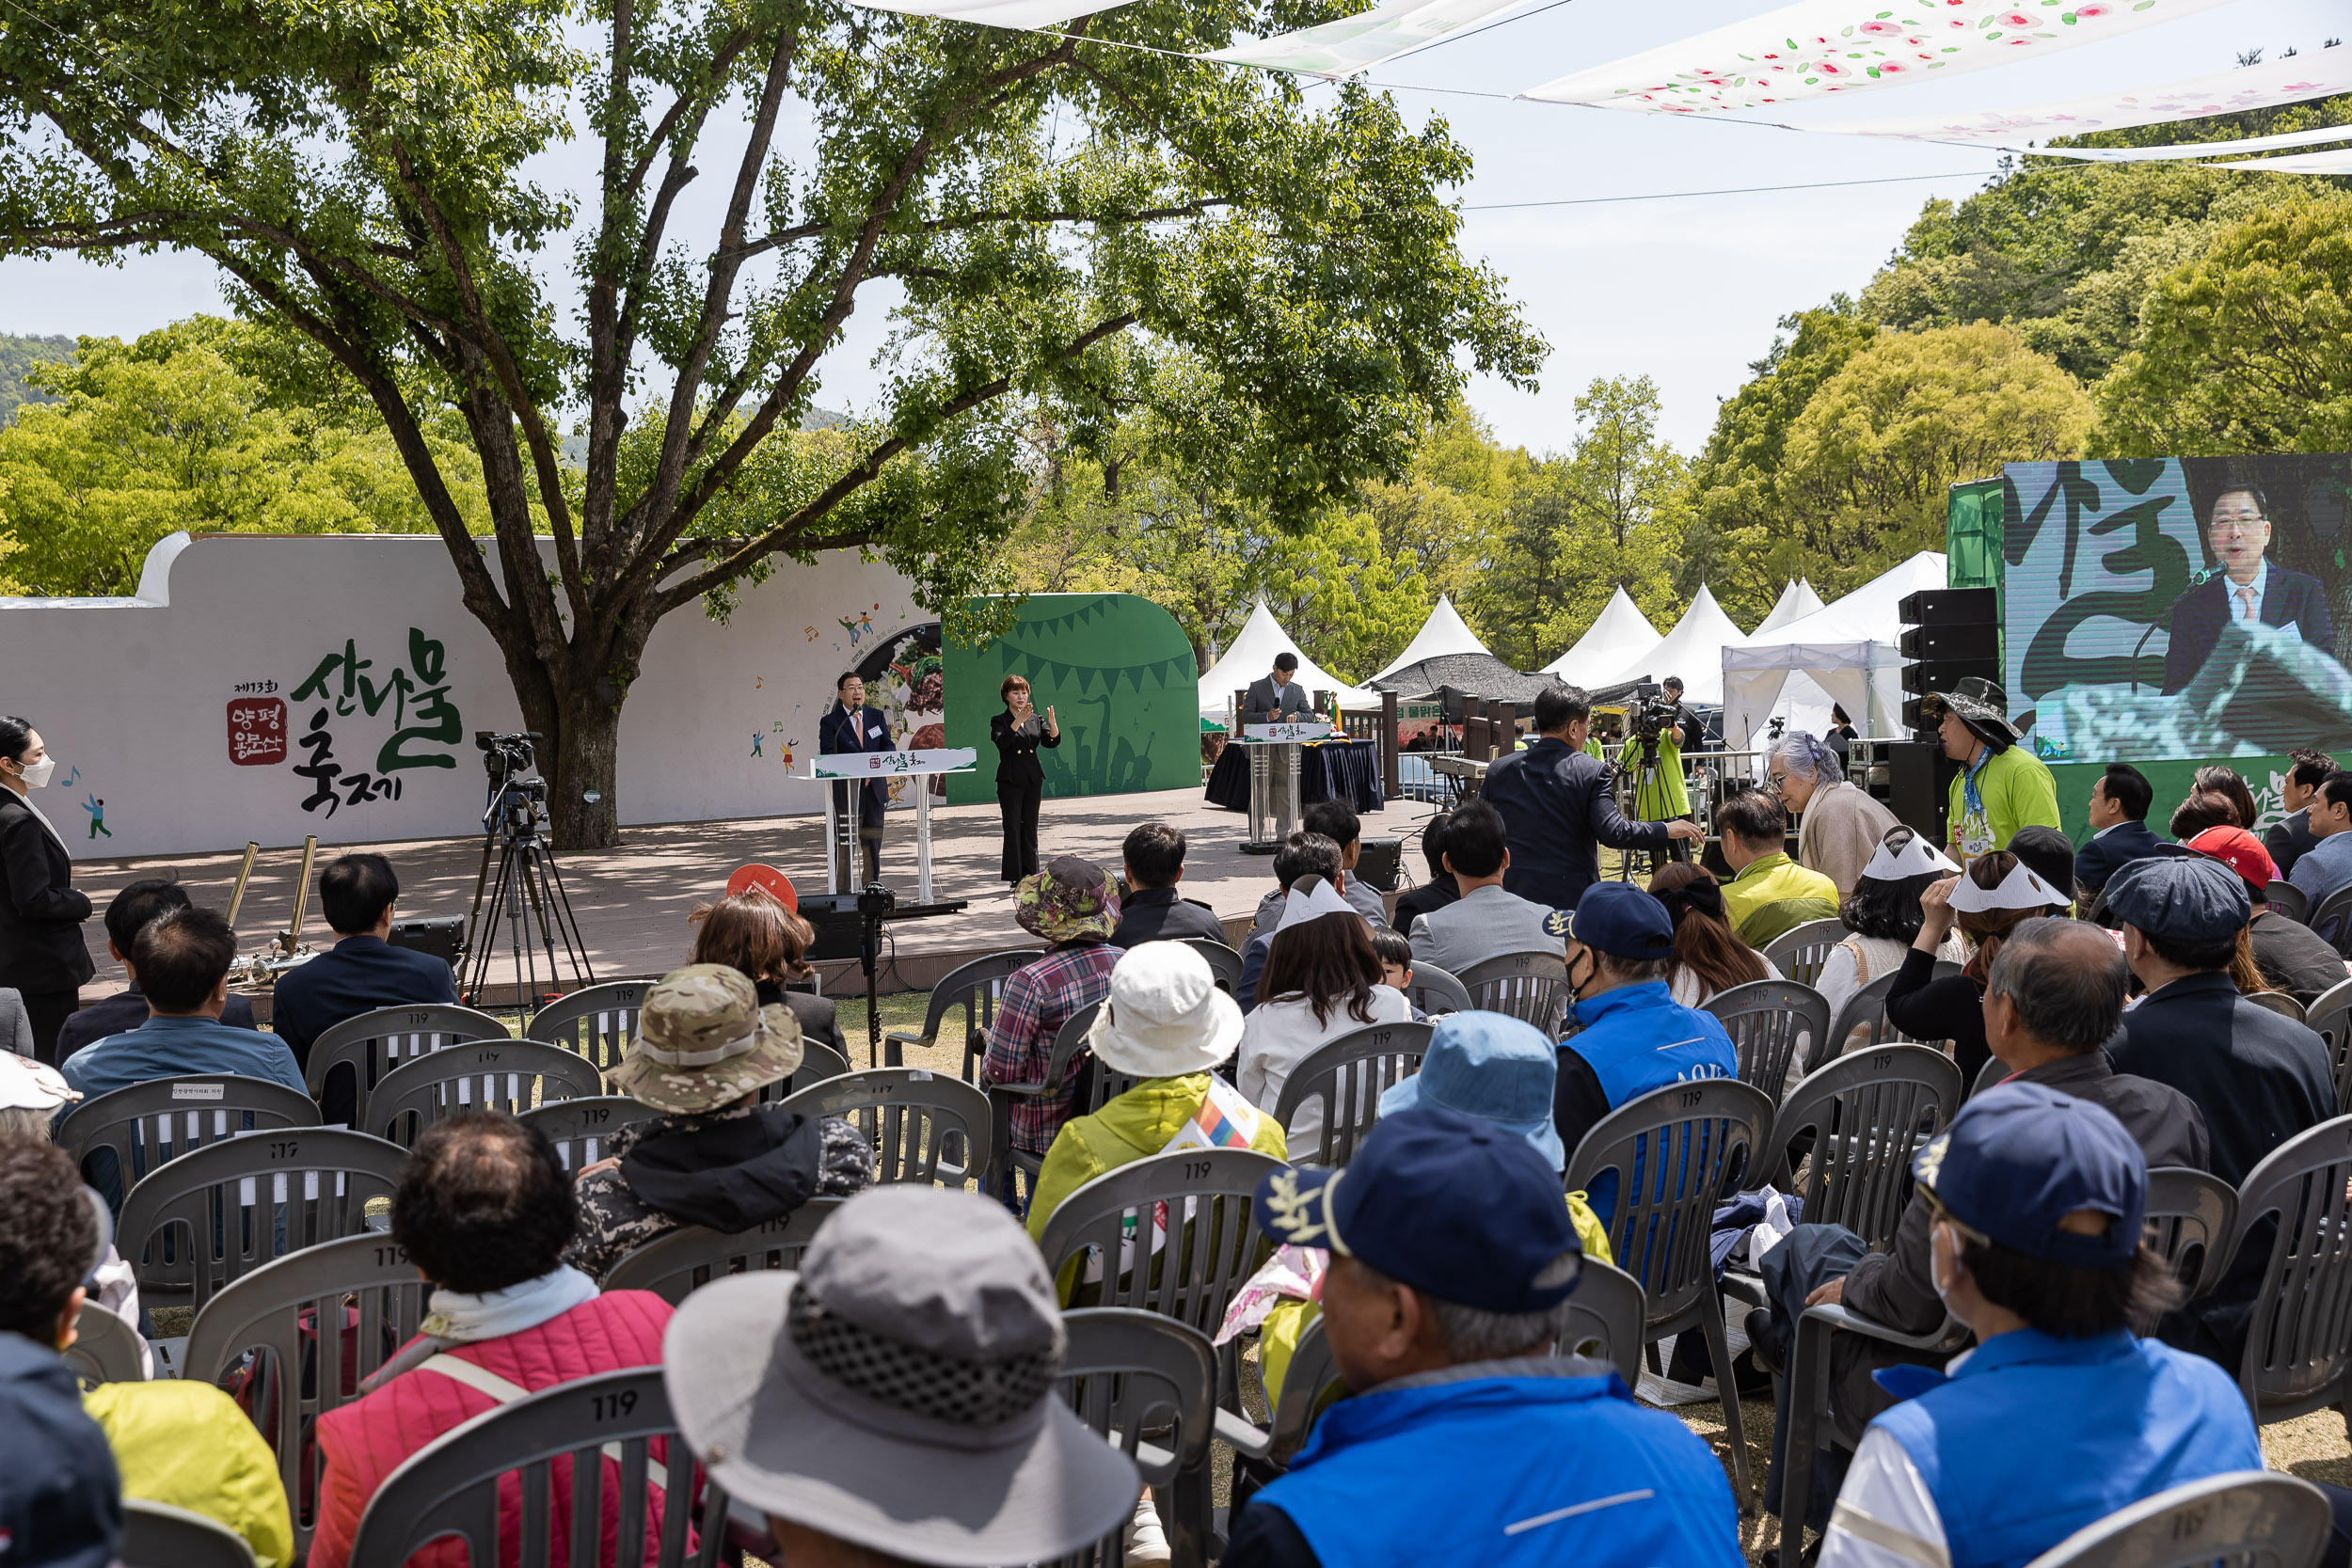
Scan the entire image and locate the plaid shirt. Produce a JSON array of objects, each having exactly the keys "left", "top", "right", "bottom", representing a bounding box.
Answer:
[{"left": 984, "top": 941, "right": 1124, "bottom": 1154}]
